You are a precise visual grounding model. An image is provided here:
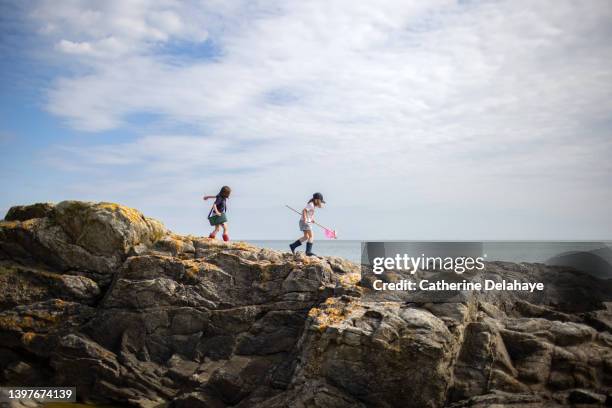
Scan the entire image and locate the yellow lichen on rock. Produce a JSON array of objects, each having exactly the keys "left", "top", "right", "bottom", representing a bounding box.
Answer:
[
  {"left": 98, "top": 202, "right": 145, "bottom": 224},
  {"left": 53, "top": 200, "right": 167, "bottom": 257},
  {"left": 200, "top": 261, "right": 223, "bottom": 272},
  {"left": 0, "top": 220, "right": 20, "bottom": 229},
  {"left": 183, "top": 260, "right": 201, "bottom": 279},
  {"left": 28, "top": 309, "right": 60, "bottom": 324},
  {"left": 168, "top": 235, "right": 184, "bottom": 249},
  {"left": 308, "top": 307, "right": 320, "bottom": 318},
  {"left": 339, "top": 272, "right": 361, "bottom": 287},
  {"left": 308, "top": 297, "right": 353, "bottom": 330},
  {"left": 183, "top": 259, "right": 223, "bottom": 279},
  {"left": 300, "top": 256, "right": 327, "bottom": 266},
  {"left": 0, "top": 316, "right": 21, "bottom": 330},
  {"left": 21, "top": 331, "right": 36, "bottom": 344},
  {"left": 231, "top": 241, "right": 257, "bottom": 251},
  {"left": 0, "top": 315, "right": 35, "bottom": 331},
  {"left": 20, "top": 218, "right": 39, "bottom": 229}
]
